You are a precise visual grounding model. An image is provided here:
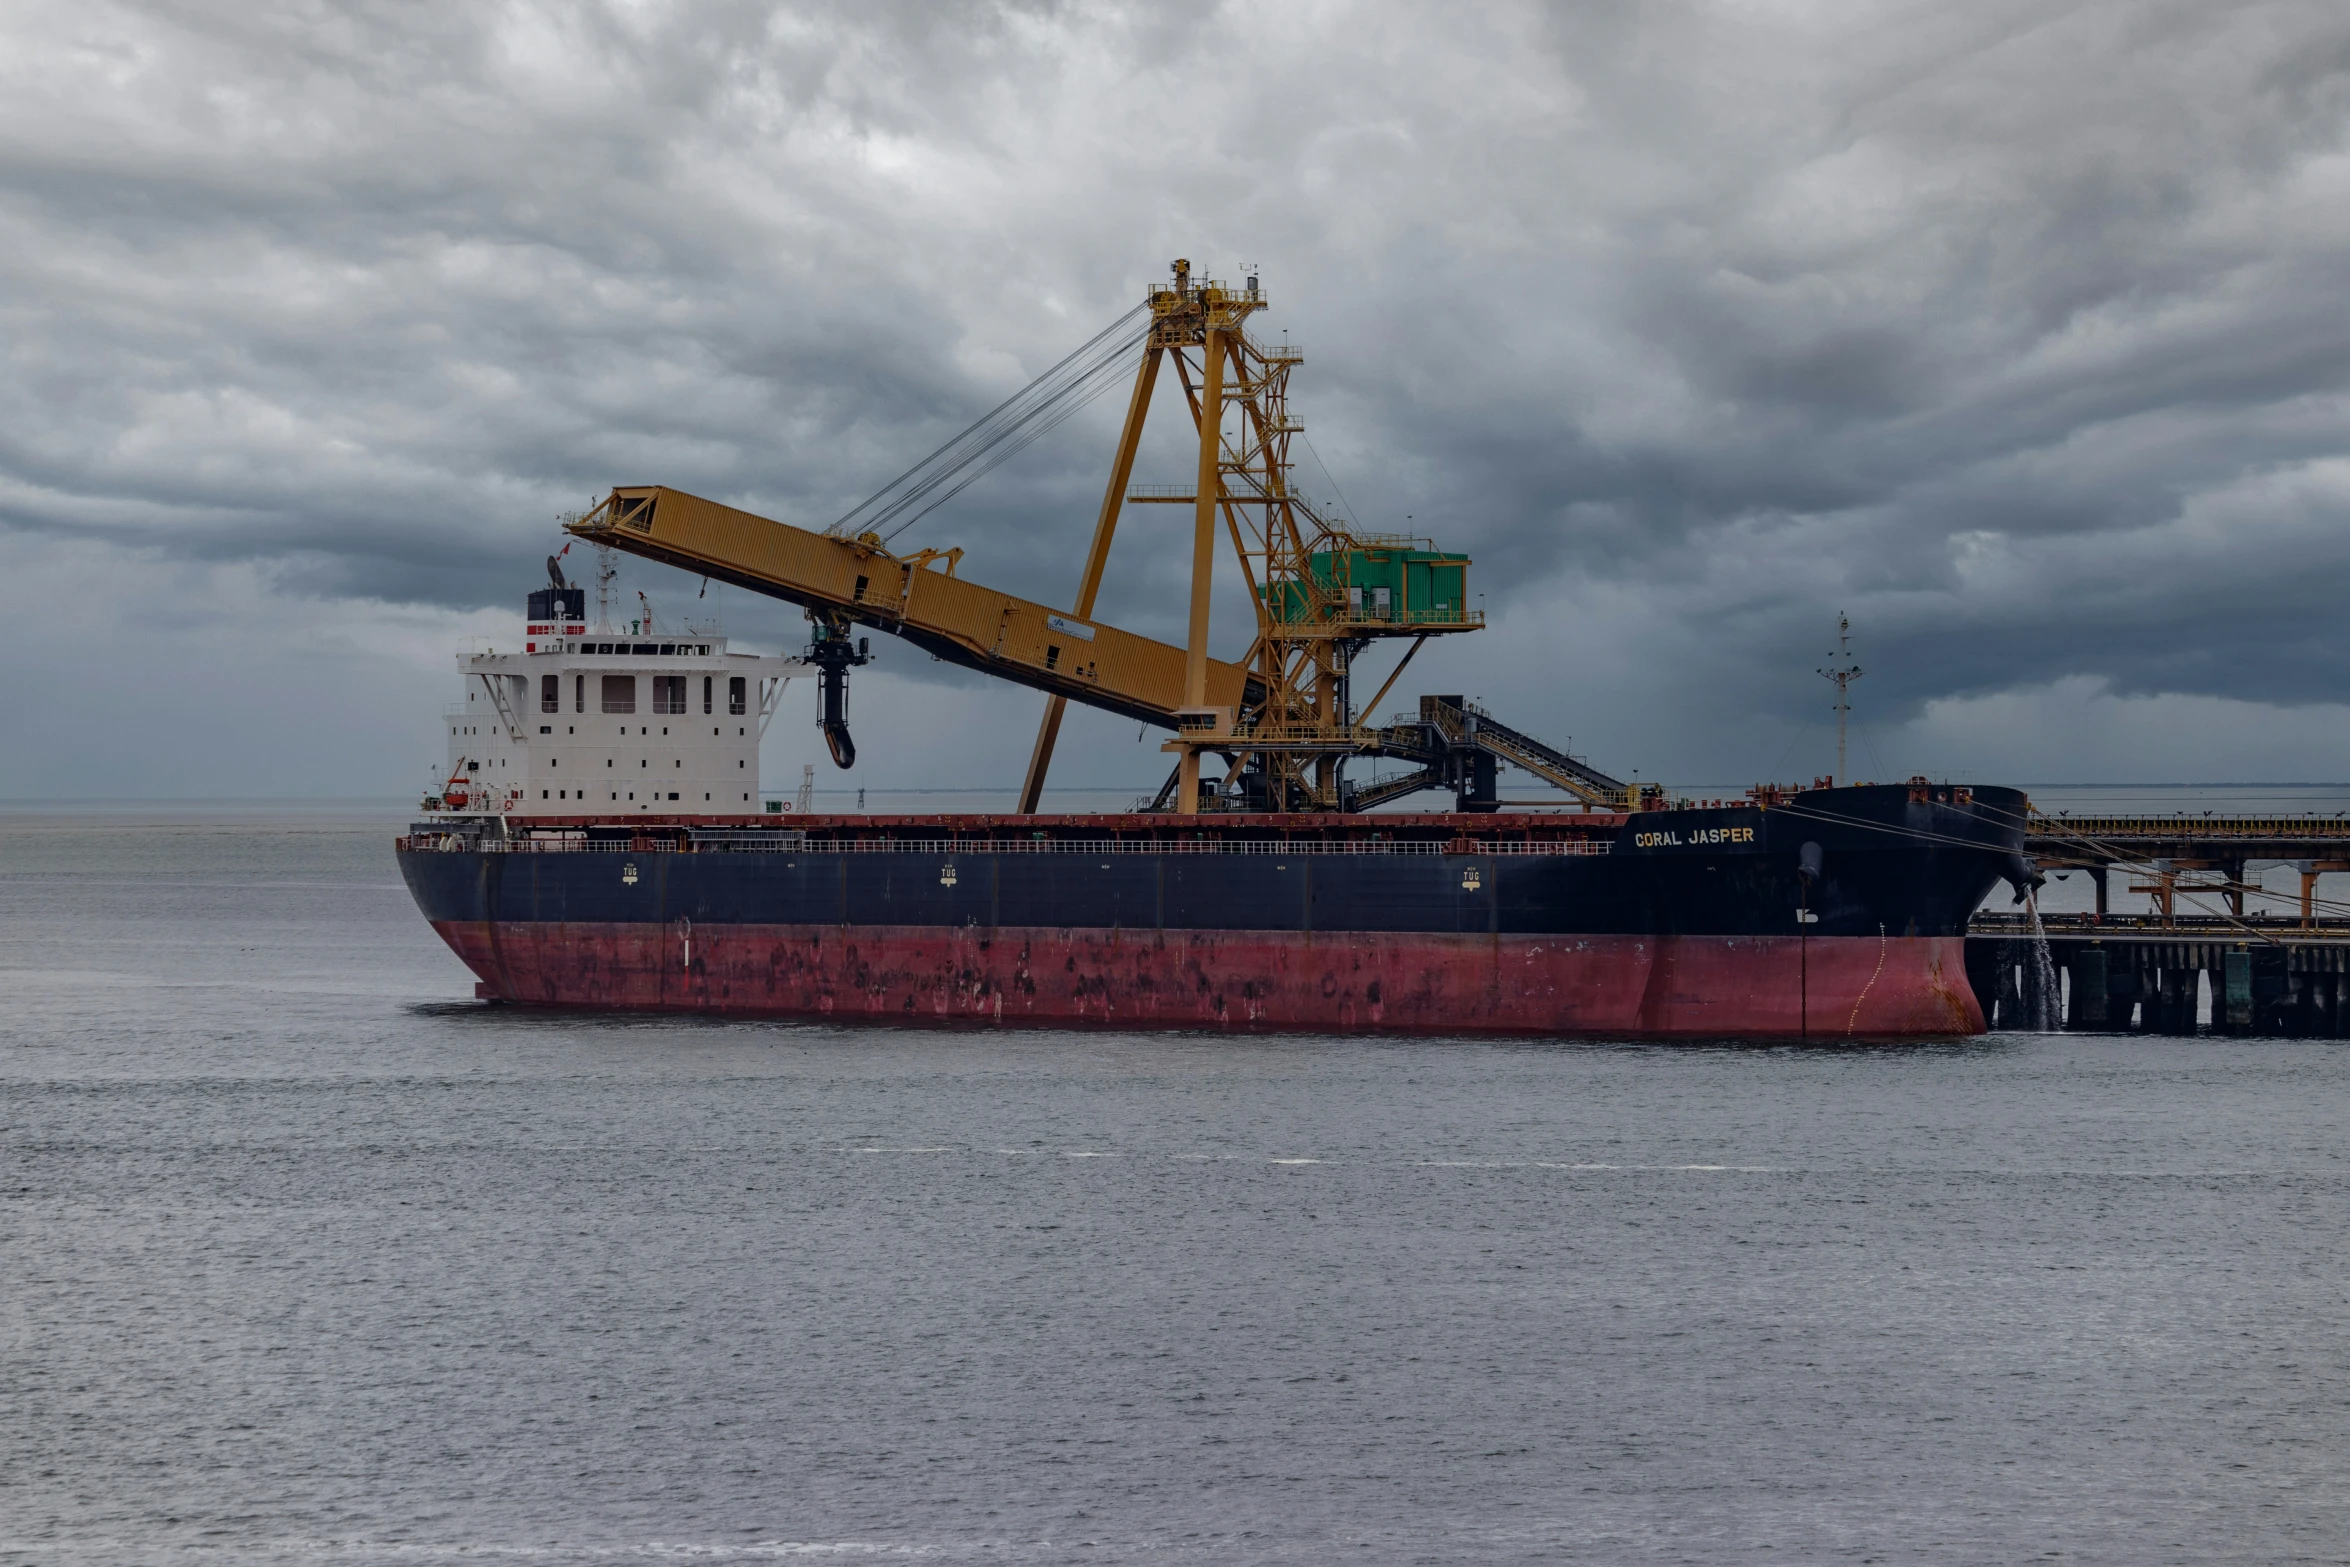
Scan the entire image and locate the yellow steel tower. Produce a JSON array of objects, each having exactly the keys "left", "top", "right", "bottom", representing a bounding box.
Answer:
[{"left": 1020, "top": 260, "right": 1483, "bottom": 815}]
